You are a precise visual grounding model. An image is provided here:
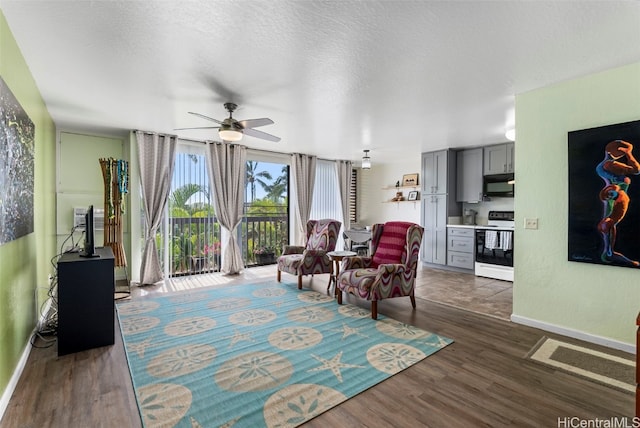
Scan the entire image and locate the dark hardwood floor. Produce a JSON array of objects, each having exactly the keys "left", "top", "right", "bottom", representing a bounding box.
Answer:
[{"left": 1, "top": 266, "right": 633, "bottom": 427}]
